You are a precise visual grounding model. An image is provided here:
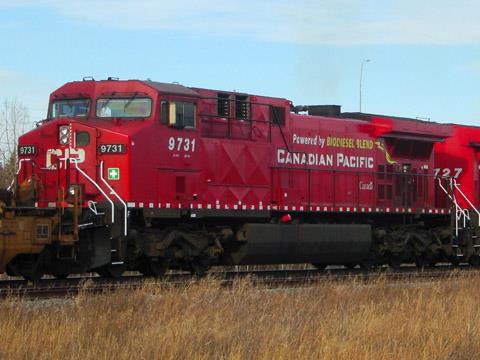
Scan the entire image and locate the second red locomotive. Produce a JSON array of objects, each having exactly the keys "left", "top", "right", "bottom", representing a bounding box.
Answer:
[{"left": 0, "top": 78, "right": 477, "bottom": 279}]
